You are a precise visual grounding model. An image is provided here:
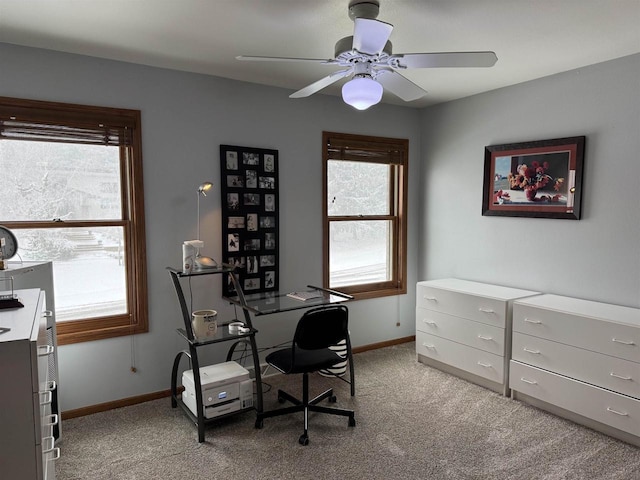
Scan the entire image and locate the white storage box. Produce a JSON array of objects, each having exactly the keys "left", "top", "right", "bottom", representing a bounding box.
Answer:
[{"left": 182, "top": 361, "right": 253, "bottom": 419}]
